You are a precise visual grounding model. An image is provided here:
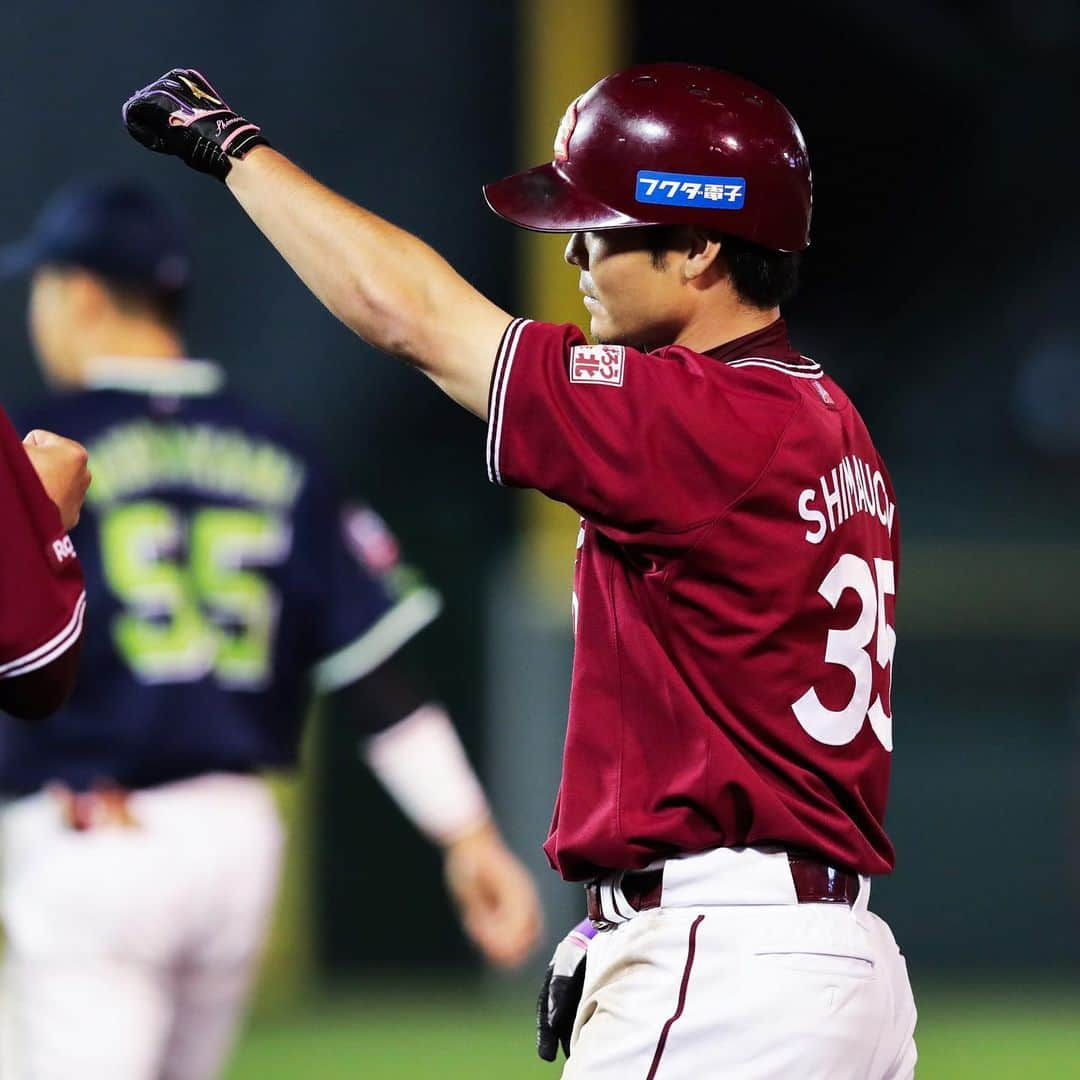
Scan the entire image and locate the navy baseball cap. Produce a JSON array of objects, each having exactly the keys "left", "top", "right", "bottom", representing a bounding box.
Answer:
[{"left": 0, "top": 178, "right": 191, "bottom": 293}]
